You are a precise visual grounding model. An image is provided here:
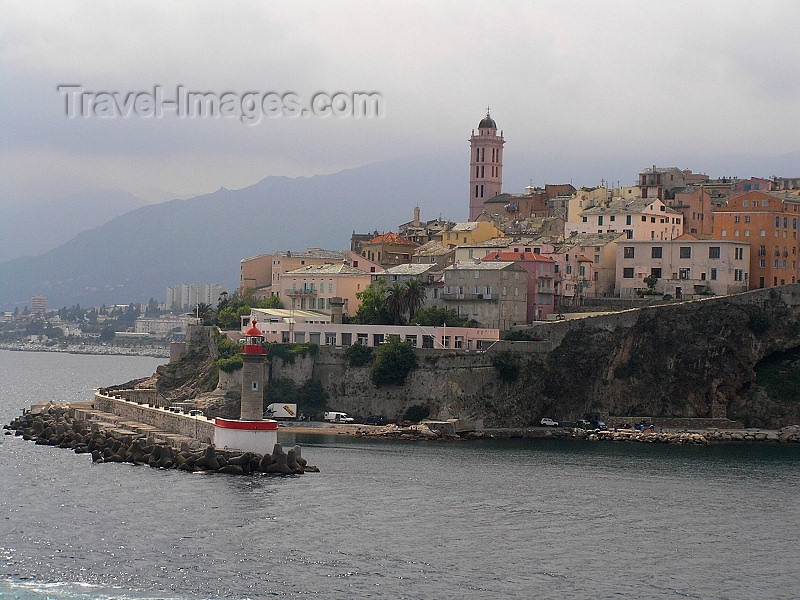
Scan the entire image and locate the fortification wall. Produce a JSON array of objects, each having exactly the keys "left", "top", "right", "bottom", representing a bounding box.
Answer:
[{"left": 94, "top": 392, "right": 215, "bottom": 443}]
